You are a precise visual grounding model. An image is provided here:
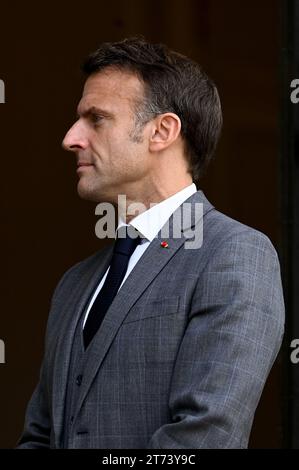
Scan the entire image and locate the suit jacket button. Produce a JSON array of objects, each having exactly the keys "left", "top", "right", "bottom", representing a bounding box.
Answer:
[{"left": 76, "top": 374, "right": 83, "bottom": 386}]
